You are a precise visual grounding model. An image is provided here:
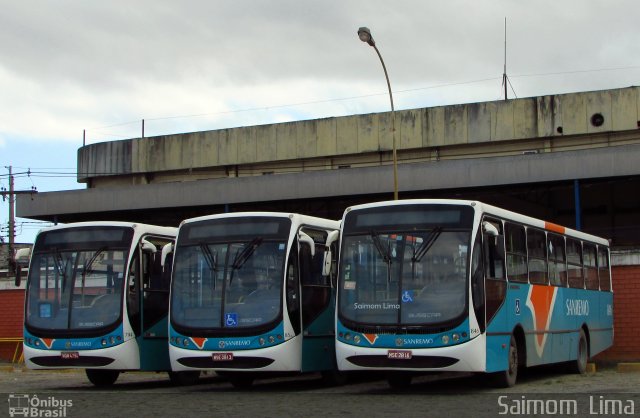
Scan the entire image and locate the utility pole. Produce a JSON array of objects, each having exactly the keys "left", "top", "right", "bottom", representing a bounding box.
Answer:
[{"left": 1, "top": 166, "right": 38, "bottom": 274}]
